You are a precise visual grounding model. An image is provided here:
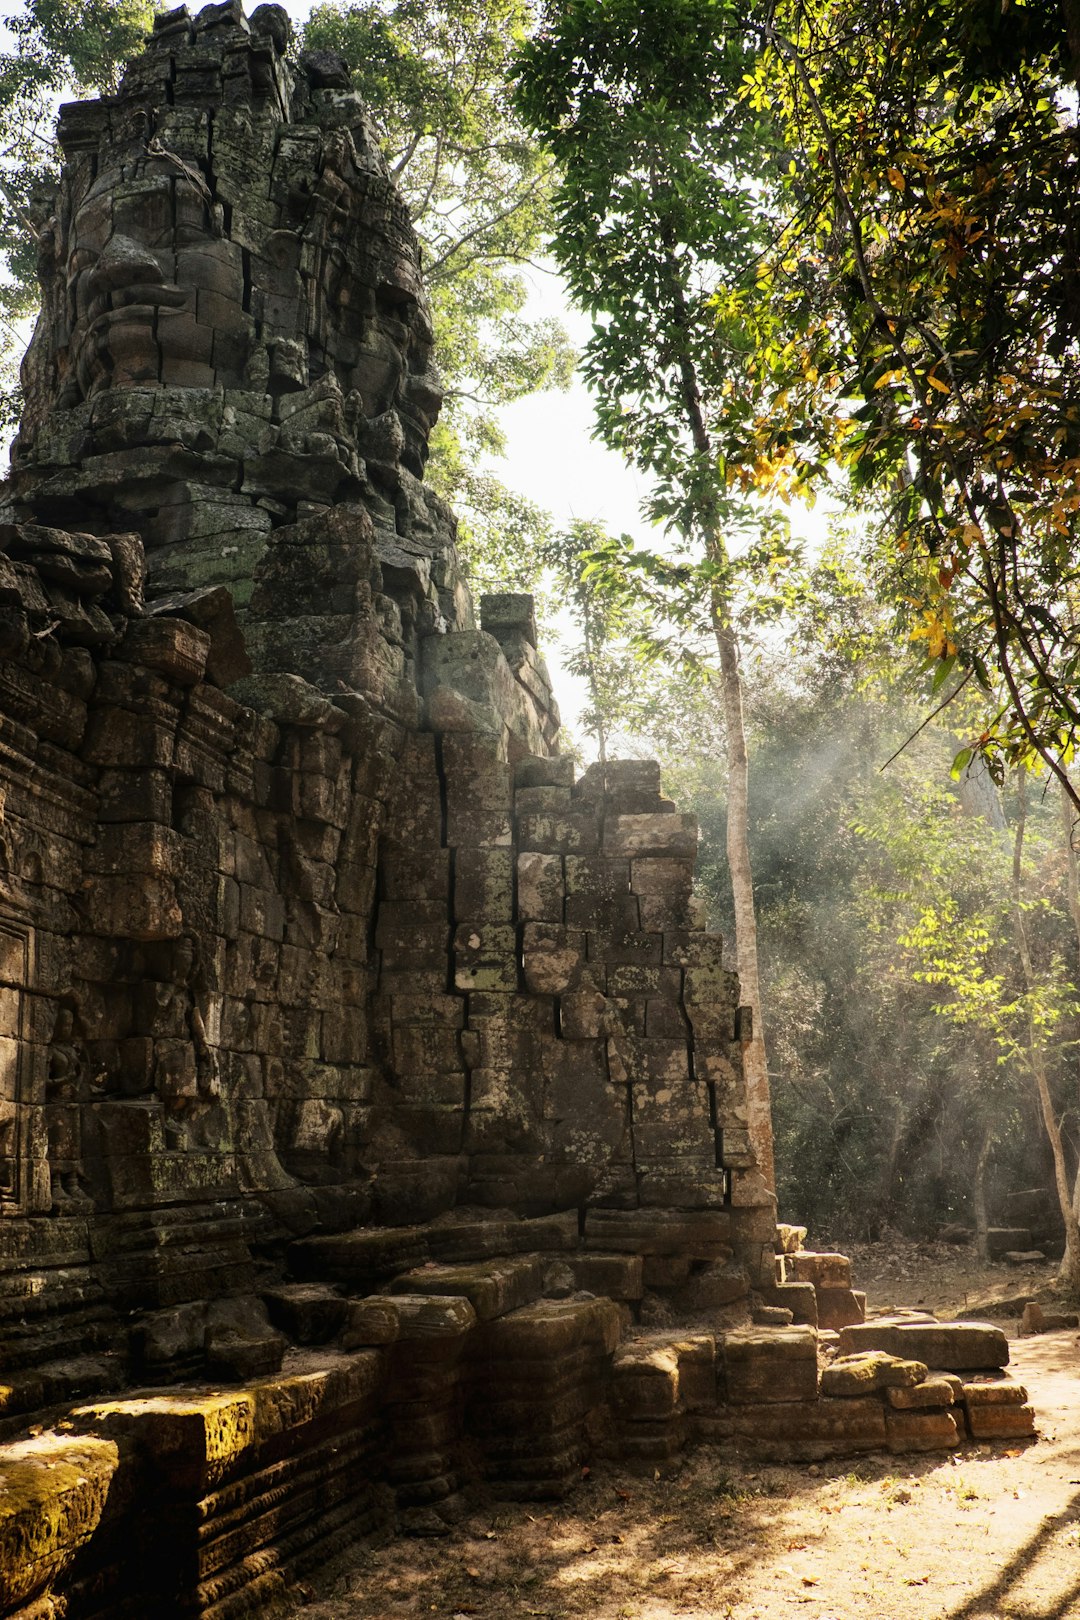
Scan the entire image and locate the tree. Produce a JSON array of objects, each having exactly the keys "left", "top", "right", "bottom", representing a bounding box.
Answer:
[
  {"left": 537, "top": 520, "right": 638, "bottom": 763},
  {"left": 894, "top": 765, "right": 1080, "bottom": 1291},
  {"left": 303, "top": 0, "right": 574, "bottom": 583},
  {"left": 735, "top": 0, "right": 1080, "bottom": 808},
  {"left": 517, "top": 0, "right": 790, "bottom": 1195},
  {"left": 0, "top": 0, "right": 154, "bottom": 431}
]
